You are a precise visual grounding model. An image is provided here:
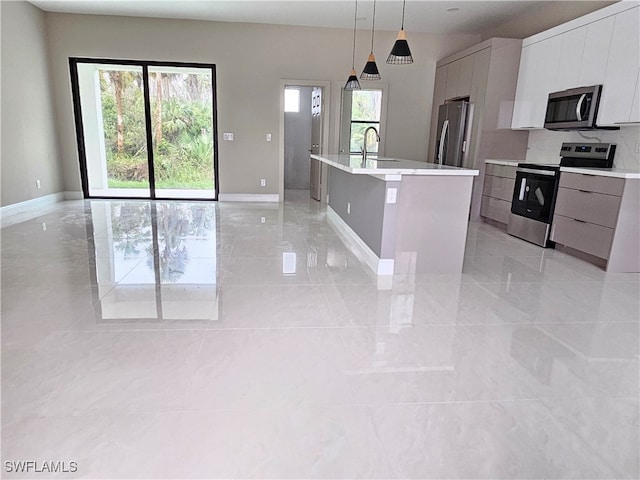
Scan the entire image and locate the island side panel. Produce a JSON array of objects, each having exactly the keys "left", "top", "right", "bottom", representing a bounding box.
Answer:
[
  {"left": 394, "top": 175, "right": 474, "bottom": 273},
  {"left": 327, "top": 166, "right": 387, "bottom": 257}
]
